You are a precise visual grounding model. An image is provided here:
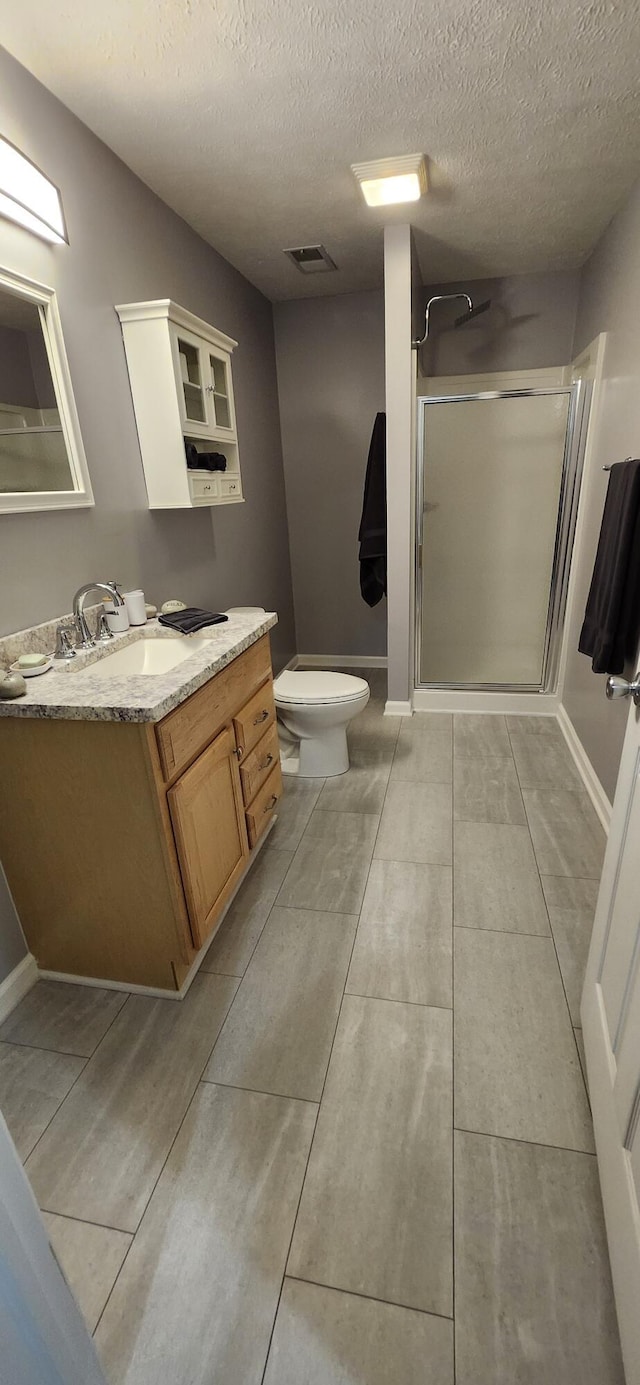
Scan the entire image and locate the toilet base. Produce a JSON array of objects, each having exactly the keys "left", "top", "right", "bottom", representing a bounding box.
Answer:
[
  {"left": 277, "top": 723, "right": 350, "bottom": 778},
  {"left": 299, "top": 725, "right": 350, "bottom": 777}
]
